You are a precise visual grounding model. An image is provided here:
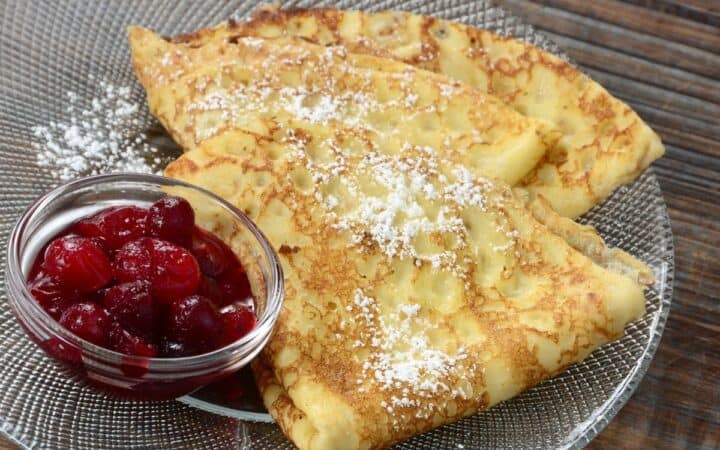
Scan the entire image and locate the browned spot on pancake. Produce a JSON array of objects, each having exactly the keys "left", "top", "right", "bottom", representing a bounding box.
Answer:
[
  {"left": 279, "top": 244, "right": 300, "bottom": 254},
  {"left": 312, "top": 9, "right": 342, "bottom": 40},
  {"left": 164, "top": 156, "right": 198, "bottom": 176},
  {"left": 412, "top": 17, "right": 439, "bottom": 67},
  {"left": 580, "top": 91, "right": 616, "bottom": 123},
  {"left": 166, "top": 29, "right": 208, "bottom": 46},
  {"left": 204, "top": 155, "right": 238, "bottom": 169},
  {"left": 536, "top": 50, "right": 580, "bottom": 82},
  {"left": 292, "top": 127, "right": 313, "bottom": 145},
  {"left": 244, "top": 6, "right": 342, "bottom": 36},
  {"left": 240, "top": 157, "right": 273, "bottom": 173},
  {"left": 495, "top": 58, "right": 520, "bottom": 77}
]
